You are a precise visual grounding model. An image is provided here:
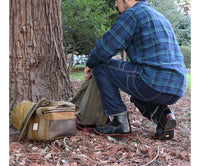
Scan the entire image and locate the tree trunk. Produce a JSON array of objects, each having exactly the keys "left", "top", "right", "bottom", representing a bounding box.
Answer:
[{"left": 9, "top": 0, "right": 73, "bottom": 111}]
